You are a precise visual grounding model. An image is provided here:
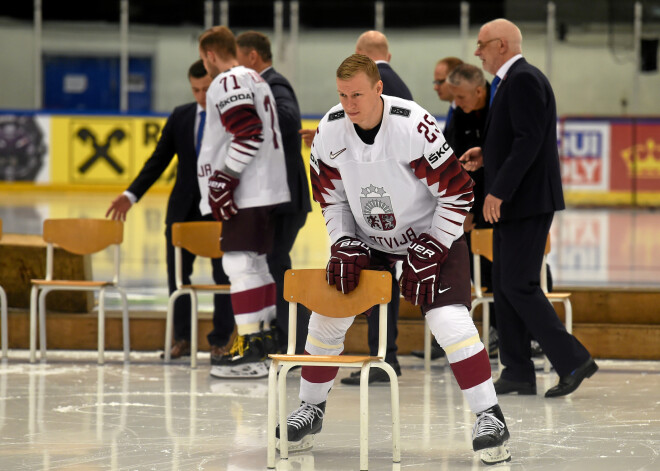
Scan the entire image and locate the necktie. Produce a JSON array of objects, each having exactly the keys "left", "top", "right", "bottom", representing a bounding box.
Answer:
[
  {"left": 196, "top": 110, "right": 206, "bottom": 156},
  {"left": 489, "top": 76, "right": 501, "bottom": 107},
  {"left": 445, "top": 105, "right": 454, "bottom": 131}
]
